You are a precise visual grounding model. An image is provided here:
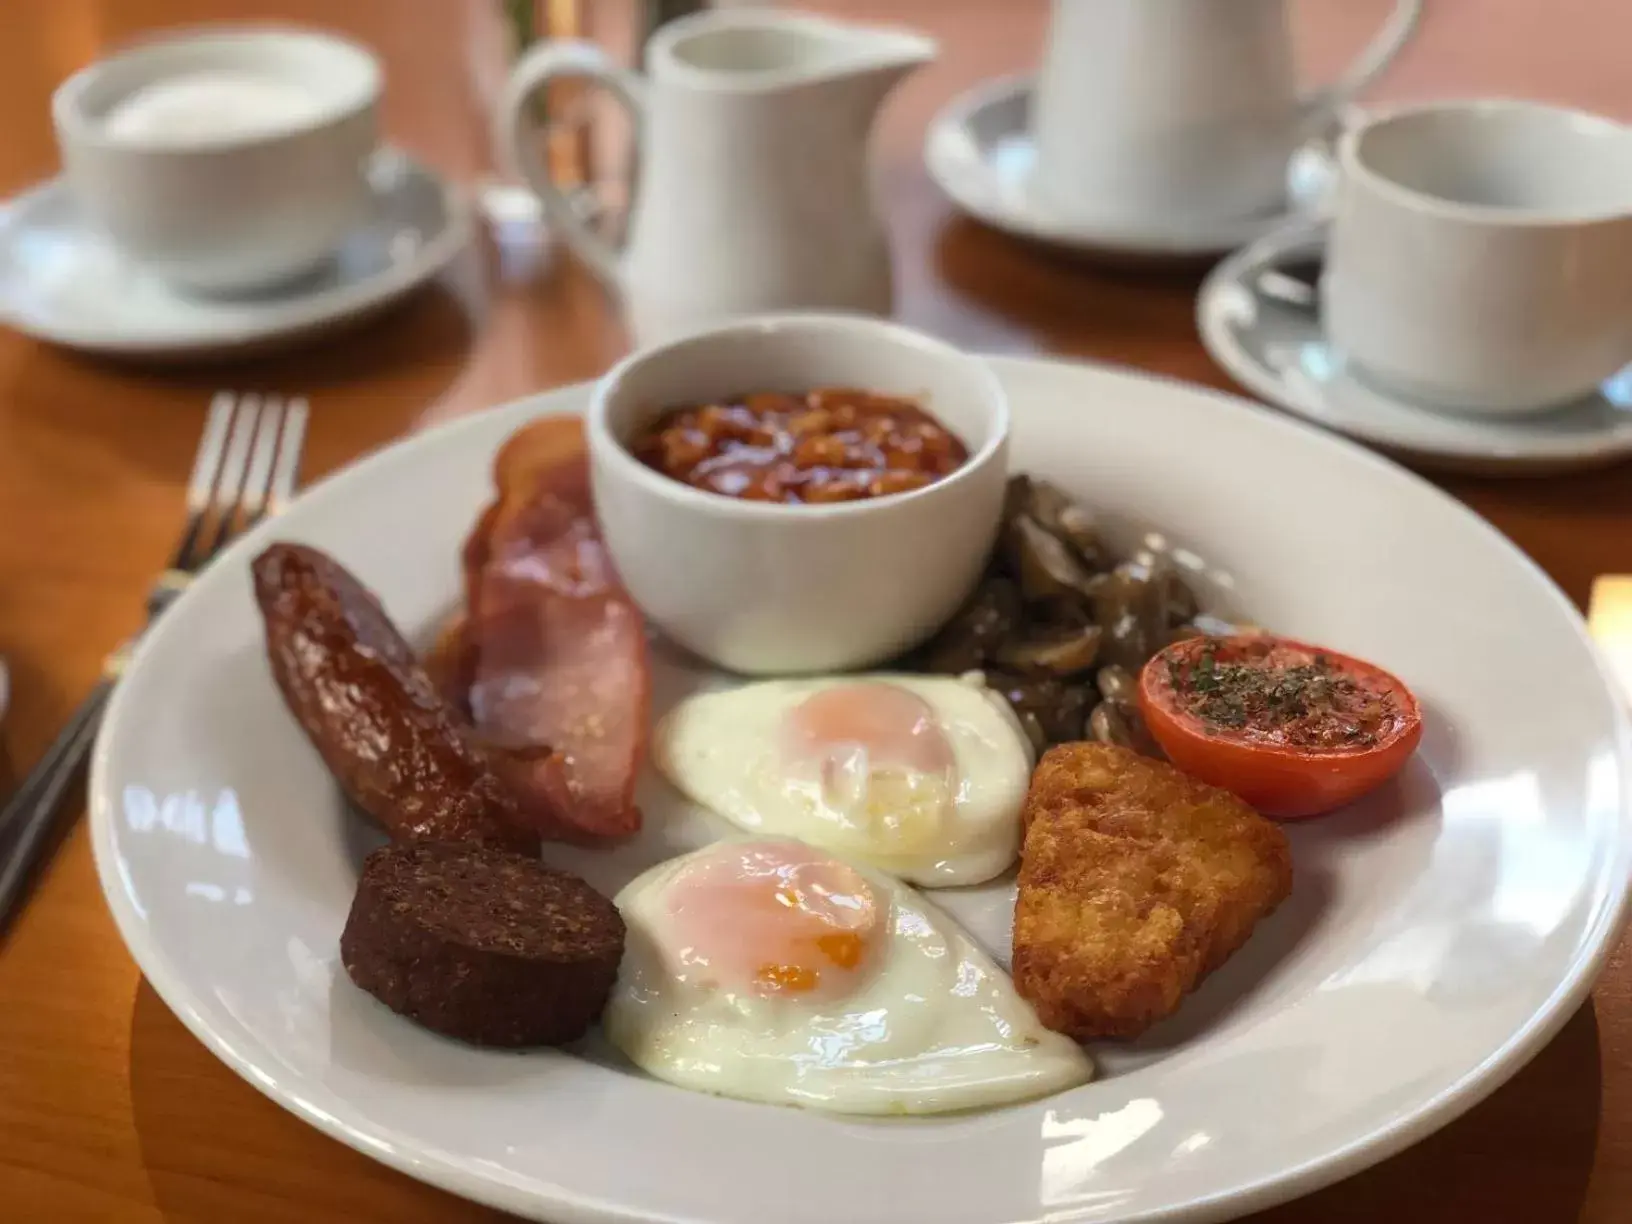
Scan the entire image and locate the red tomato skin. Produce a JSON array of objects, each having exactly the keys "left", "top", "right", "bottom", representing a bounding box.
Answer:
[{"left": 1138, "top": 636, "right": 1423, "bottom": 819}]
